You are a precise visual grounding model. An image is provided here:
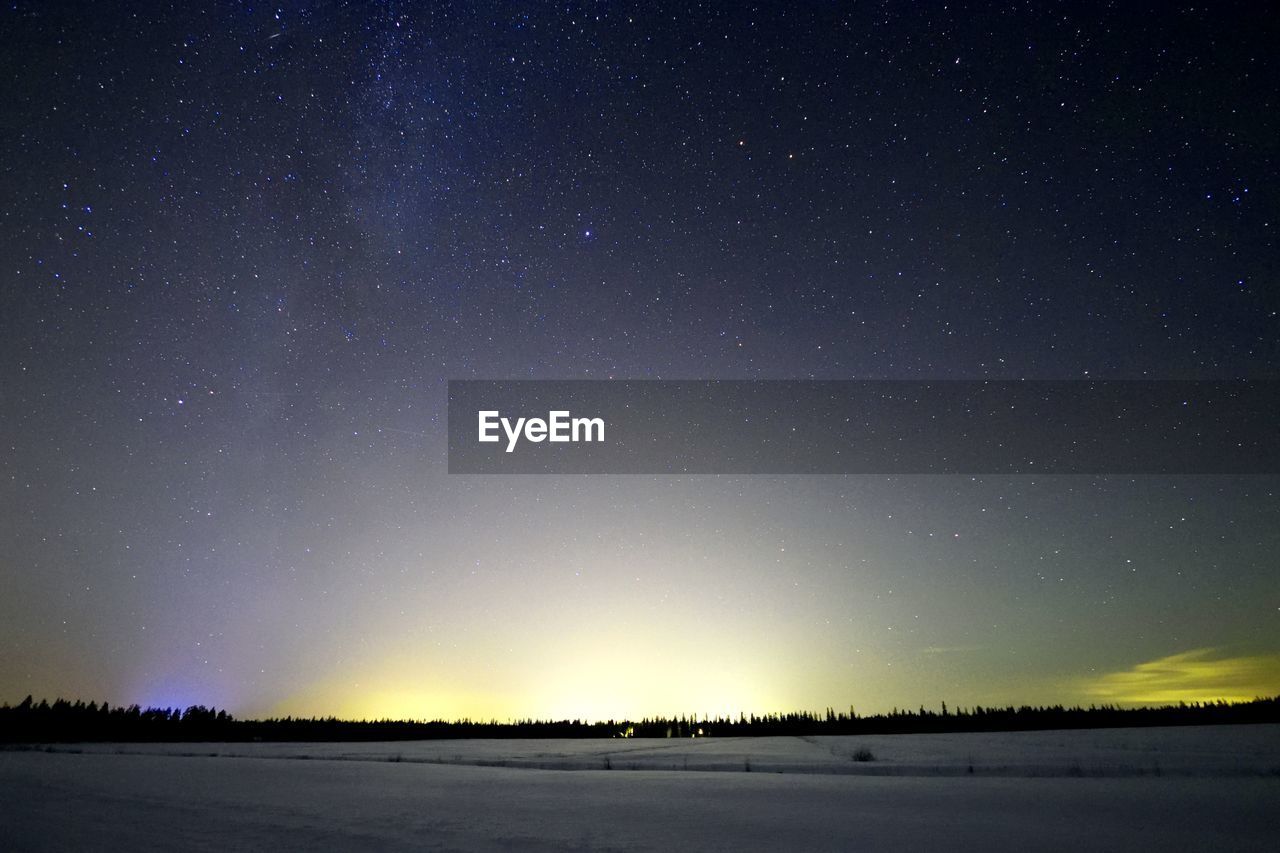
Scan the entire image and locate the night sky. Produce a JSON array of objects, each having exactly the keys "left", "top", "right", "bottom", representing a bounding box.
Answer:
[{"left": 2, "top": 2, "right": 1278, "bottom": 721}]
